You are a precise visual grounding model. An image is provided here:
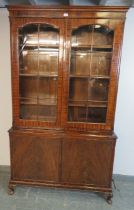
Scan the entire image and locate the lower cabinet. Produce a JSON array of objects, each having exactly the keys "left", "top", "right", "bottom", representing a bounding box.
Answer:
[{"left": 9, "top": 129, "right": 116, "bottom": 197}]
